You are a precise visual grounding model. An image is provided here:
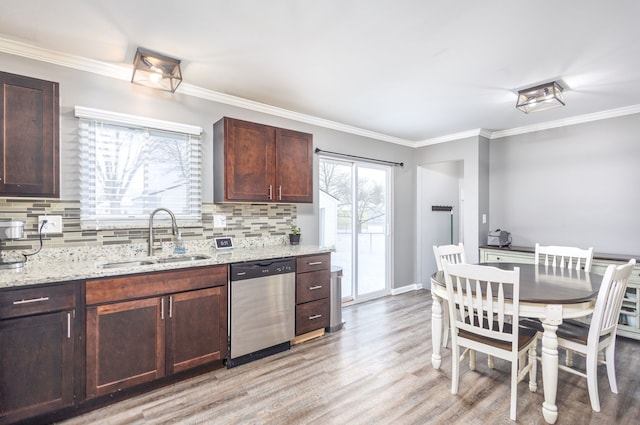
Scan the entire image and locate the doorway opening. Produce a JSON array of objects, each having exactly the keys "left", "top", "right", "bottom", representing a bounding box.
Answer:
[{"left": 417, "top": 161, "right": 464, "bottom": 290}]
